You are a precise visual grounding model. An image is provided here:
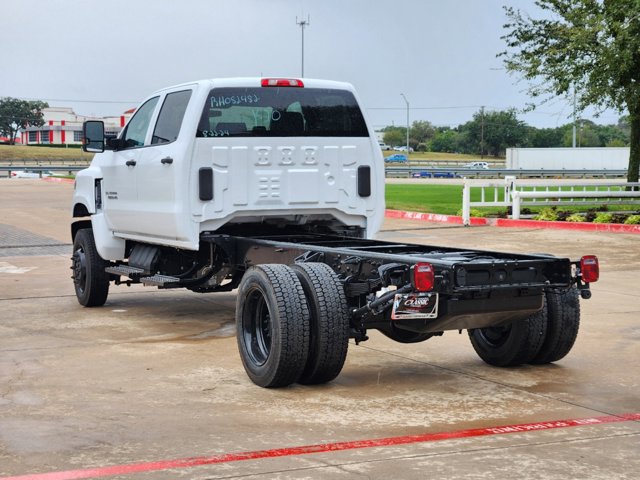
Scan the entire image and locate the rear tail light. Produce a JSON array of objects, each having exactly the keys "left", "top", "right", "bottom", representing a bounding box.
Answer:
[
  {"left": 412, "top": 262, "right": 434, "bottom": 291},
  {"left": 261, "top": 78, "right": 304, "bottom": 87},
  {"left": 580, "top": 255, "right": 599, "bottom": 283}
]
